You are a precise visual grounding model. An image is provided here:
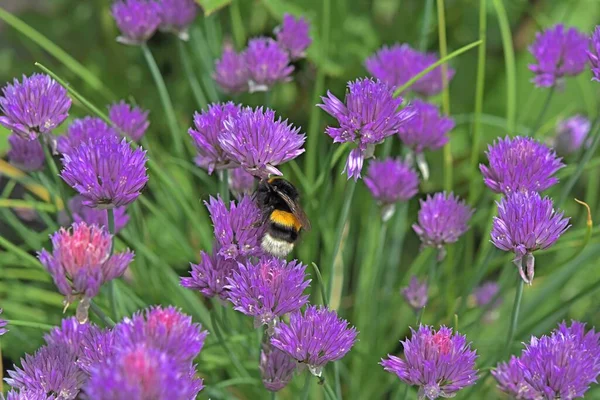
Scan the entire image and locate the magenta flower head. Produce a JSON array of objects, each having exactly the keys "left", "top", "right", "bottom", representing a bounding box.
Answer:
[
  {"left": 109, "top": 101, "right": 150, "bottom": 142},
  {"left": 111, "top": 0, "right": 160, "bottom": 45},
  {"left": 318, "top": 78, "right": 414, "bottom": 180},
  {"left": 0, "top": 73, "right": 71, "bottom": 140},
  {"left": 7, "top": 134, "right": 45, "bottom": 172},
  {"left": 365, "top": 44, "right": 455, "bottom": 96},
  {"left": 553, "top": 115, "right": 591, "bottom": 156},
  {"left": 275, "top": 14, "right": 312, "bottom": 60},
  {"left": 480, "top": 136, "right": 565, "bottom": 195},
  {"left": 60, "top": 135, "right": 148, "bottom": 209},
  {"left": 57, "top": 117, "right": 118, "bottom": 154},
  {"left": 413, "top": 192, "right": 474, "bottom": 261},
  {"left": 38, "top": 222, "right": 134, "bottom": 322},
  {"left": 67, "top": 195, "right": 129, "bottom": 234},
  {"left": 156, "top": 0, "right": 198, "bottom": 40},
  {"left": 381, "top": 325, "right": 478, "bottom": 399},
  {"left": 260, "top": 344, "right": 297, "bottom": 392},
  {"left": 0, "top": 308, "right": 7, "bottom": 336},
  {"left": 491, "top": 191, "right": 570, "bottom": 284},
  {"left": 220, "top": 106, "right": 306, "bottom": 178},
  {"left": 364, "top": 158, "right": 420, "bottom": 212},
  {"left": 181, "top": 248, "right": 239, "bottom": 300},
  {"left": 189, "top": 102, "right": 241, "bottom": 174},
  {"left": 244, "top": 37, "right": 294, "bottom": 92},
  {"left": 214, "top": 45, "right": 250, "bottom": 94},
  {"left": 225, "top": 257, "right": 311, "bottom": 331},
  {"left": 588, "top": 26, "right": 600, "bottom": 81},
  {"left": 401, "top": 276, "right": 428, "bottom": 311},
  {"left": 529, "top": 24, "right": 589, "bottom": 88},
  {"left": 229, "top": 167, "right": 256, "bottom": 198},
  {"left": 271, "top": 305, "right": 358, "bottom": 377}
]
